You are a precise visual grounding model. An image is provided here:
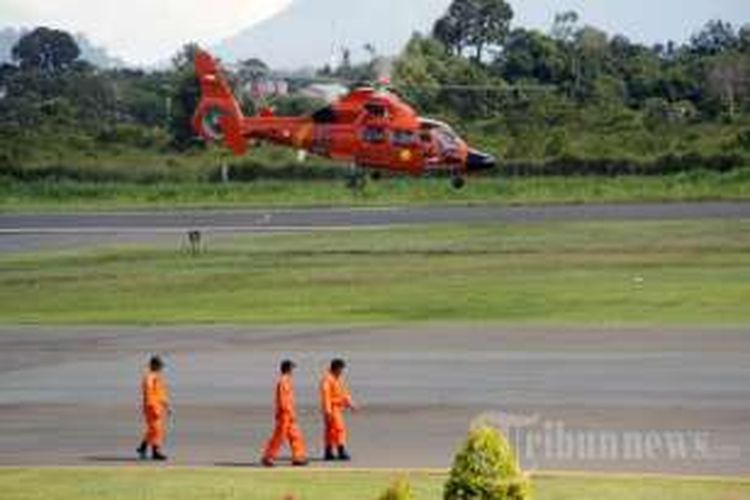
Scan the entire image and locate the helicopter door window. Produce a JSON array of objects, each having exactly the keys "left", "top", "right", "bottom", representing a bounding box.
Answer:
[
  {"left": 311, "top": 106, "right": 337, "bottom": 124},
  {"left": 362, "top": 126, "right": 387, "bottom": 144},
  {"left": 392, "top": 130, "right": 416, "bottom": 146}
]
